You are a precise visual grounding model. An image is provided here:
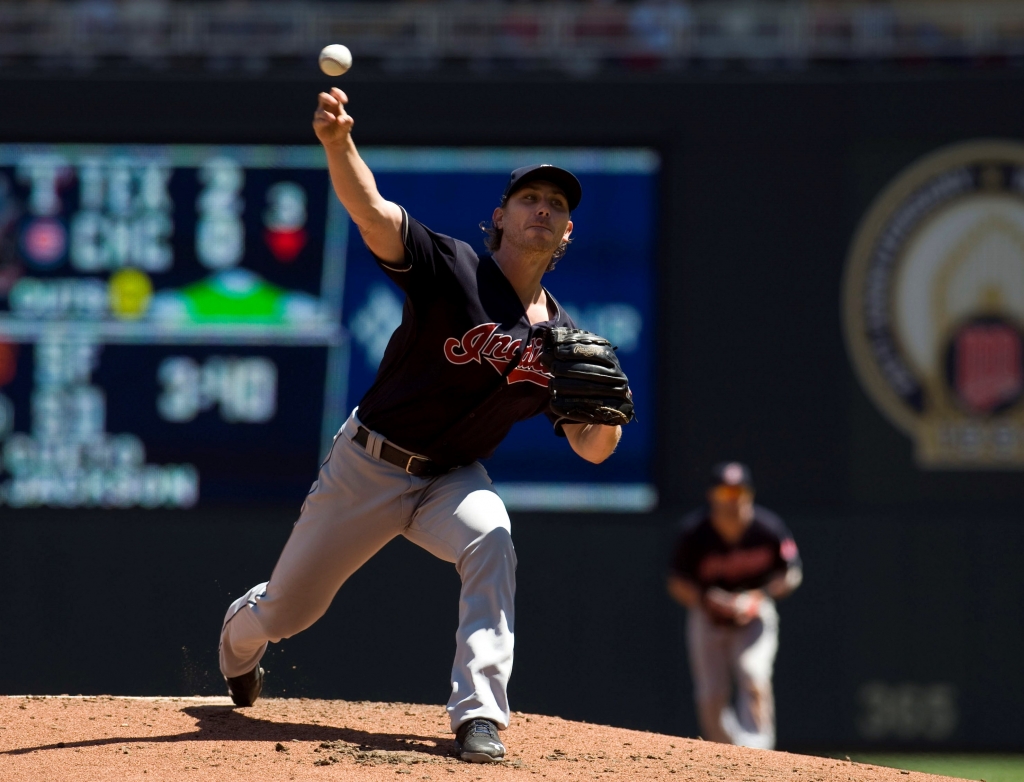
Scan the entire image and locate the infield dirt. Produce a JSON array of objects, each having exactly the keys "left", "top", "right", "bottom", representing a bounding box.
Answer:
[{"left": 0, "top": 696, "right": 965, "bottom": 782}]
